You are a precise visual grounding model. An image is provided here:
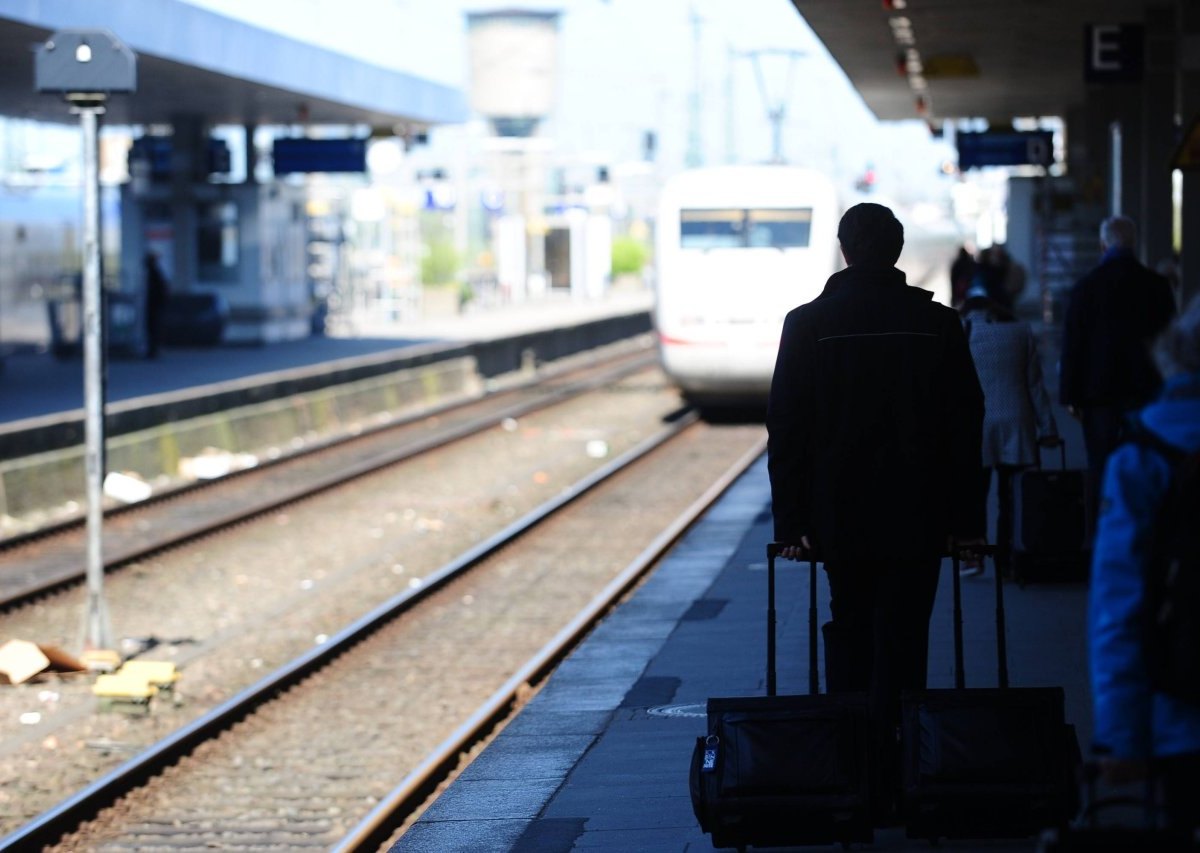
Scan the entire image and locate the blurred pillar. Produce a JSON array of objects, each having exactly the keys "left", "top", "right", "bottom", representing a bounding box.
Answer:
[
  {"left": 170, "top": 113, "right": 206, "bottom": 289},
  {"left": 1140, "top": 5, "right": 1177, "bottom": 268},
  {"left": 1076, "top": 90, "right": 1112, "bottom": 215},
  {"left": 1111, "top": 87, "right": 1143, "bottom": 223},
  {"left": 1181, "top": 0, "right": 1200, "bottom": 304},
  {"left": 244, "top": 123, "right": 258, "bottom": 185}
]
